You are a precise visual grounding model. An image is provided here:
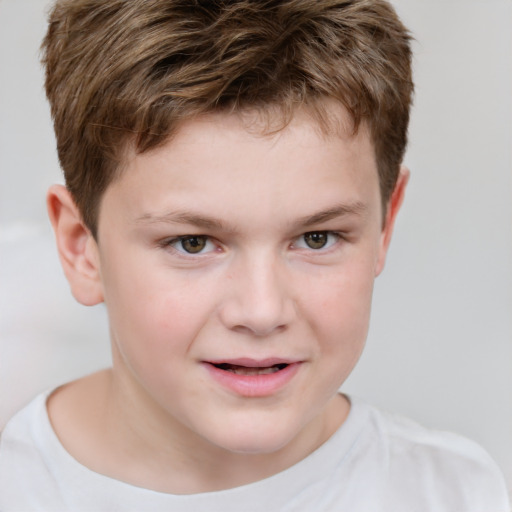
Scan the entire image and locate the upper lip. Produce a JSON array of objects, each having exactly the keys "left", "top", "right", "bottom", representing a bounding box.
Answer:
[{"left": 204, "top": 357, "right": 299, "bottom": 368}]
